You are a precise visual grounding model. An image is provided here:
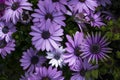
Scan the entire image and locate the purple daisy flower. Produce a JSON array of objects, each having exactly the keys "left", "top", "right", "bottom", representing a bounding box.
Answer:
[
  {"left": 97, "top": 0, "right": 111, "bottom": 7},
  {"left": 51, "top": 0, "right": 67, "bottom": 13},
  {"left": 81, "top": 32, "right": 112, "bottom": 63},
  {"left": 28, "top": 66, "right": 64, "bottom": 80},
  {"left": 30, "top": 24, "right": 63, "bottom": 51},
  {"left": 0, "top": 21, "right": 16, "bottom": 42},
  {"left": 32, "top": 0, "right": 66, "bottom": 28},
  {"left": 66, "top": 9, "right": 88, "bottom": 31},
  {"left": 63, "top": 31, "right": 84, "bottom": 68},
  {"left": 0, "top": 38, "right": 15, "bottom": 58},
  {"left": 85, "top": 12, "right": 105, "bottom": 28},
  {"left": 20, "top": 10, "right": 31, "bottom": 24},
  {"left": 0, "top": 0, "right": 6, "bottom": 18},
  {"left": 20, "top": 47, "right": 46, "bottom": 73},
  {"left": 68, "top": 0, "right": 98, "bottom": 13},
  {"left": 71, "top": 59, "right": 98, "bottom": 80},
  {"left": 3, "top": 0, "right": 32, "bottom": 24}
]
